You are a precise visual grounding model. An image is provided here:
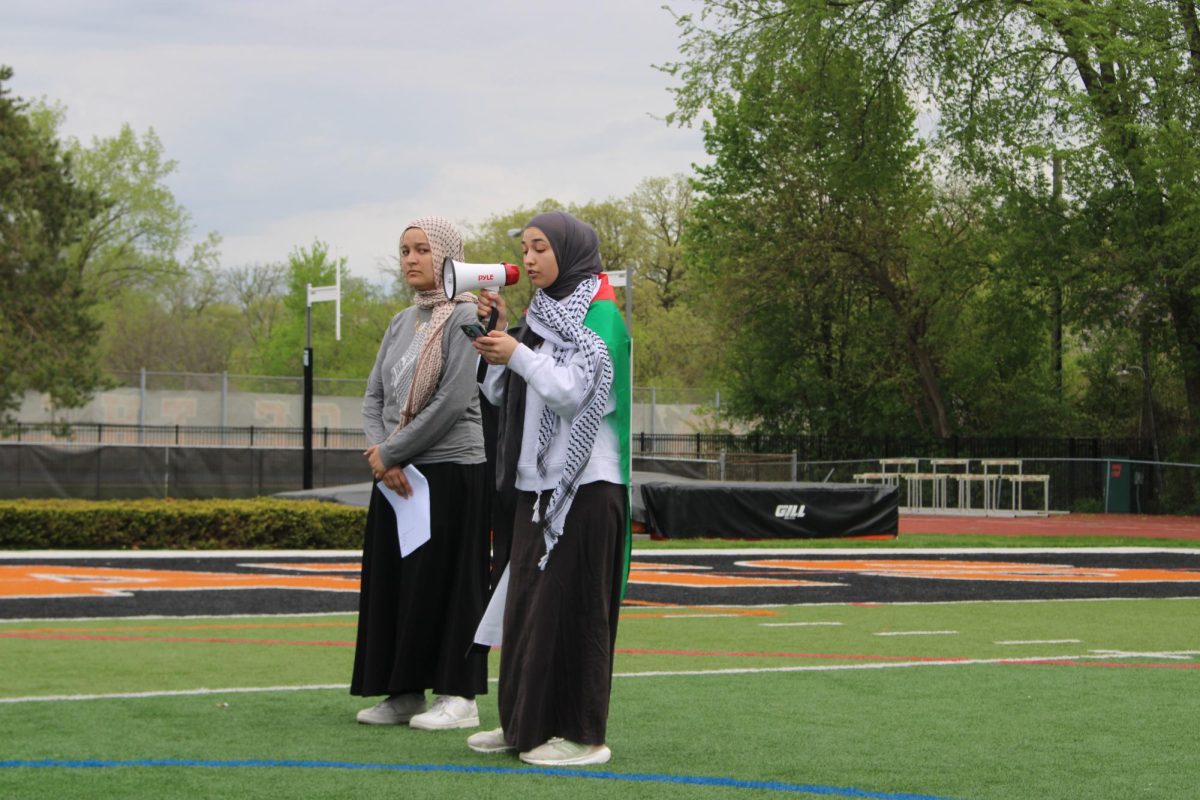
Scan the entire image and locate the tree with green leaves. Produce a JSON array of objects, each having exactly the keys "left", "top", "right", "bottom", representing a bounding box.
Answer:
[
  {"left": 223, "top": 261, "right": 289, "bottom": 355},
  {"left": 464, "top": 193, "right": 722, "bottom": 390},
  {"left": 62, "top": 123, "right": 217, "bottom": 294},
  {"left": 632, "top": 174, "right": 693, "bottom": 311},
  {"left": 243, "top": 240, "right": 395, "bottom": 386},
  {"left": 0, "top": 66, "right": 104, "bottom": 421},
  {"left": 24, "top": 99, "right": 227, "bottom": 375},
  {"left": 668, "top": 21, "right": 981, "bottom": 436},
  {"left": 662, "top": 0, "right": 1200, "bottom": 439}
]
